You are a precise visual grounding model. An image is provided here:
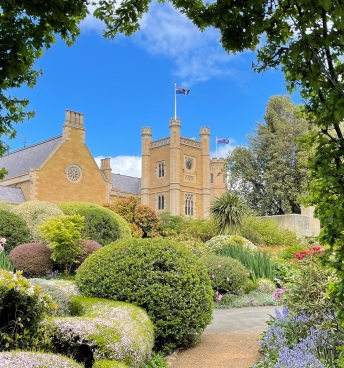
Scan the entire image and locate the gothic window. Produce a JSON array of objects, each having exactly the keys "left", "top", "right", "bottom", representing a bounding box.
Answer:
[
  {"left": 210, "top": 173, "right": 214, "bottom": 184},
  {"left": 157, "top": 194, "right": 165, "bottom": 210},
  {"left": 185, "top": 194, "right": 194, "bottom": 216},
  {"left": 157, "top": 161, "right": 165, "bottom": 178}
]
